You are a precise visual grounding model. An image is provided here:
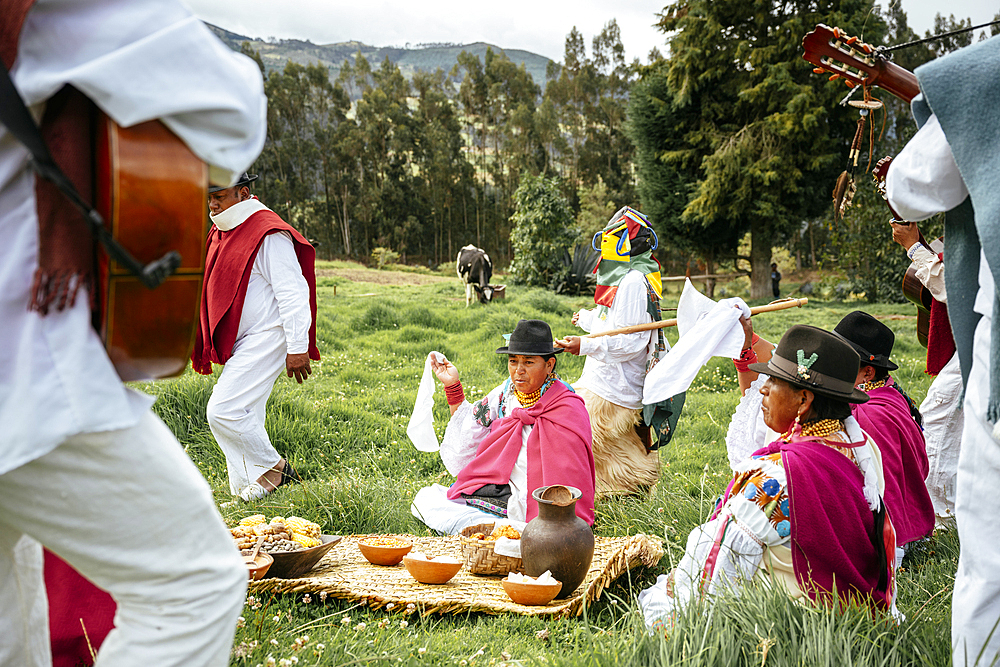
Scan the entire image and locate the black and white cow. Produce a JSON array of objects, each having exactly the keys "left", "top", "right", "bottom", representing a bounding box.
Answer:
[{"left": 456, "top": 244, "right": 494, "bottom": 306}]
